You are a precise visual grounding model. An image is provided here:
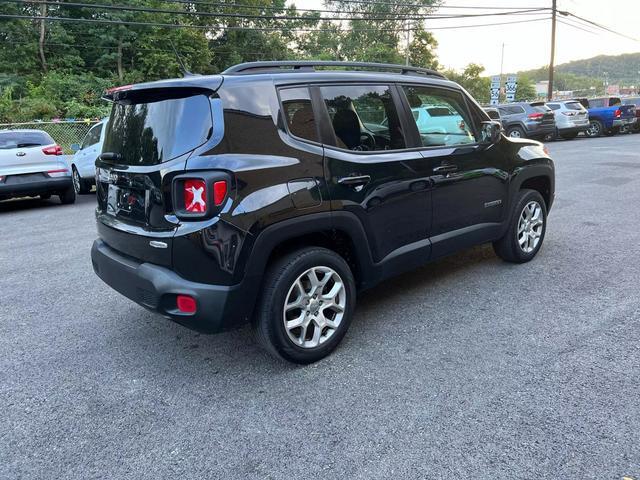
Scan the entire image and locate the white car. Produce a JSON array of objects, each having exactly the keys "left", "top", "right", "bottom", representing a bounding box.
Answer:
[
  {"left": 412, "top": 105, "right": 475, "bottom": 146},
  {"left": 0, "top": 129, "right": 75, "bottom": 204},
  {"left": 70, "top": 119, "right": 107, "bottom": 194}
]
